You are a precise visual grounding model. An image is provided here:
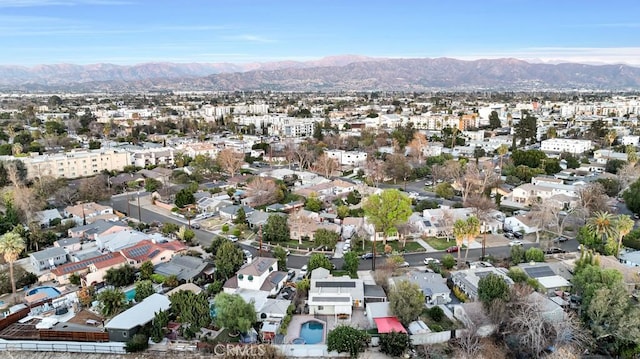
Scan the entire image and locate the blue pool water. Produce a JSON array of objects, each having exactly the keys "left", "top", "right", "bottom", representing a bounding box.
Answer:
[
  {"left": 125, "top": 288, "right": 136, "bottom": 302},
  {"left": 27, "top": 286, "right": 61, "bottom": 299},
  {"left": 299, "top": 321, "right": 324, "bottom": 344}
]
